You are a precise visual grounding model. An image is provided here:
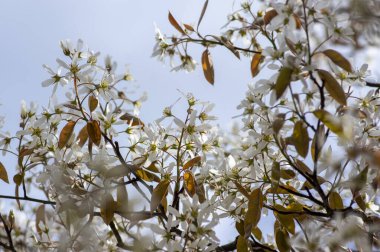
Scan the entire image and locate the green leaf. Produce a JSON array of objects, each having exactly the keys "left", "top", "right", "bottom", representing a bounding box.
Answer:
[
  {"left": 237, "top": 235, "right": 249, "bottom": 252},
  {"left": 201, "top": 49, "right": 214, "bottom": 85},
  {"left": 244, "top": 188, "right": 263, "bottom": 238},
  {"left": 328, "top": 191, "right": 344, "bottom": 210},
  {"left": 291, "top": 121, "right": 309, "bottom": 158},
  {"left": 58, "top": 120, "right": 76, "bottom": 149},
  {"left": 313, "top": 110, "right": 343, "bottom": 135},
  {"left": 150, "top": 179, "right": 170, "bottom": 212},
  {"left": 323, "top": 49, "right": 353, "bottom": 73},
  {"left": 0, "top": 162, "right": 9, "bottom": 184},
  {"left": 317, "top": 69, "right": 346, "bottom": 106},
  {"left": 274, "top": 67, "right": 293, "bottom": 100}
]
